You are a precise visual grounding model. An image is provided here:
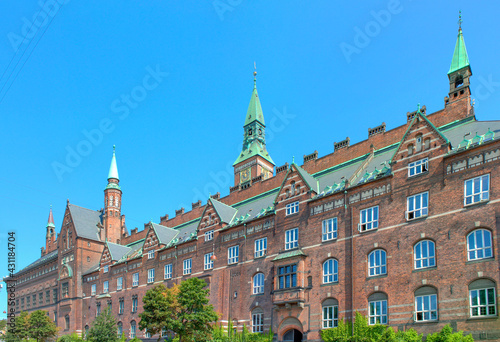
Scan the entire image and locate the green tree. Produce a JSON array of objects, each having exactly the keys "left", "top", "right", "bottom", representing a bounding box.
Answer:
[
  {"left": 139, "top": 277, "right": 219, "bottom": 342},
  {"left": 426, "top": 325, "right": 474, "bottom": 342},
  {"left": 57, "top": 332, "right": 84, "bottom": 341},
  {"left": 2, "top": 311, "right": 30, "bottom": 342},
  {"left": 87, "top": 307, "right": 119, "bottom": 342},
  {"left": 27, "top": 310, "right": 58, "bottom": 342}
]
